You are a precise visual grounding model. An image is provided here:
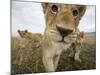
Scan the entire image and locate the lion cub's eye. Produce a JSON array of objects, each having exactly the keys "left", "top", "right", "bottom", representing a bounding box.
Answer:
[
  {"left": 72, "top": 9, "right": 79, "bottom": 16},
  {"left": 51, "top": 5, "right": 59, "bottom": 14}
]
